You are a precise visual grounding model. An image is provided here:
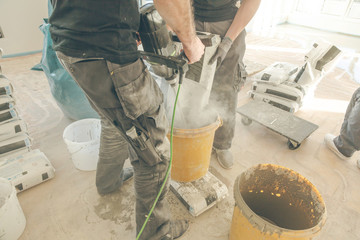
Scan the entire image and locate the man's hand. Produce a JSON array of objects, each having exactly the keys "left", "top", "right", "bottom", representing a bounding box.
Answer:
[
  {"left": 153, "top": 0, "right": 204, "bottom": 64},
  {"left": 209, "top": 36, "right": 233, "bottom": 68},
  {"left": 182, "top": 36, "right": 205, "bottom": 64}
]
